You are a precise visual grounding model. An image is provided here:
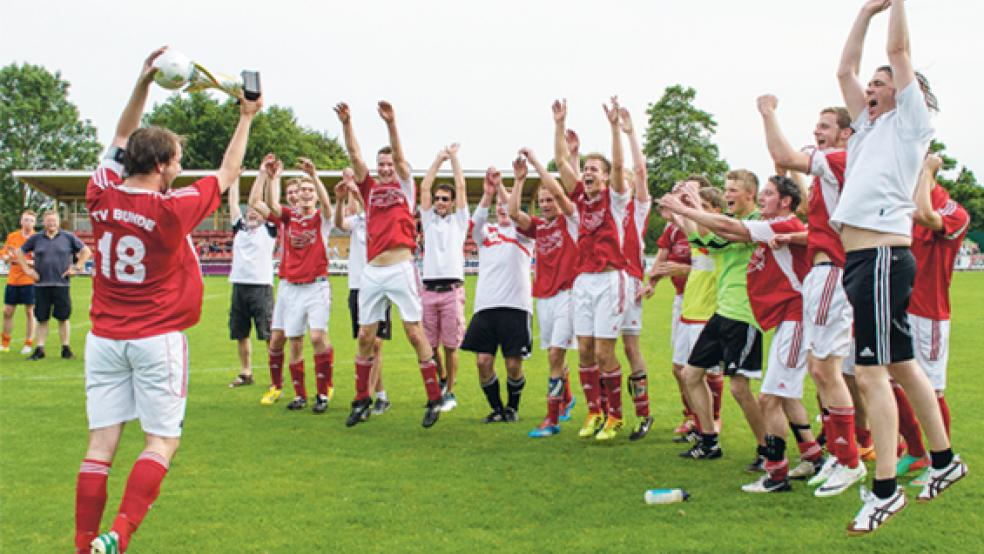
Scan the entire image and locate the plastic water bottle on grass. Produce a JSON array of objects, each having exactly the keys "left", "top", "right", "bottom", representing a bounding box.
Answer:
[{"left": 644, "top": 488, "right": 689, "bottom": 504}]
